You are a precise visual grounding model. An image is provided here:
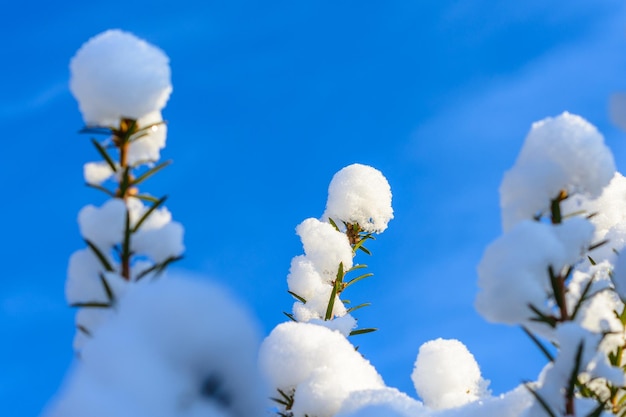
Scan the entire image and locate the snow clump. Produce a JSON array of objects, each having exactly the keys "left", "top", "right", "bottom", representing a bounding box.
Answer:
[
  {"left": 412, "top": 339, "right": 490, "bottom": 410},
  {"left": 259, "top": 322, "right": 386, "bottom": 417},
  {"left": 70, "top": 29, "right": 172, "bottom": 127},
  {"left": 287, "top": 218, "right": 355, "bottom": 334},
  {"left": 322, "top": 163, "right": 393, "bottom": 233},
  {"left": 562, "top": 172, "right": 626, "bottom": 264},
  {"left": 44, "top": 276, "right": 266, "bottom": 417},
  {"left": 475, "top": 218, "right": 594, "bottom": 326},
  {"left": 500, "top": 112, "right": 614, "bottom": 231}
]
